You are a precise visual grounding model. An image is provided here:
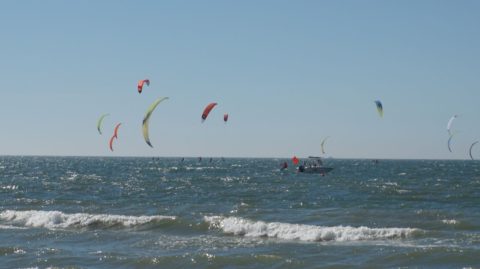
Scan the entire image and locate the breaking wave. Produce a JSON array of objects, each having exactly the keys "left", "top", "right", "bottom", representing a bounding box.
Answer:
[
  {"left": 204, "top": 216, "right": 420, "bottom": 242},
  {"left": 0, "top": 210, "right": 176, "bottom": 230}
]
